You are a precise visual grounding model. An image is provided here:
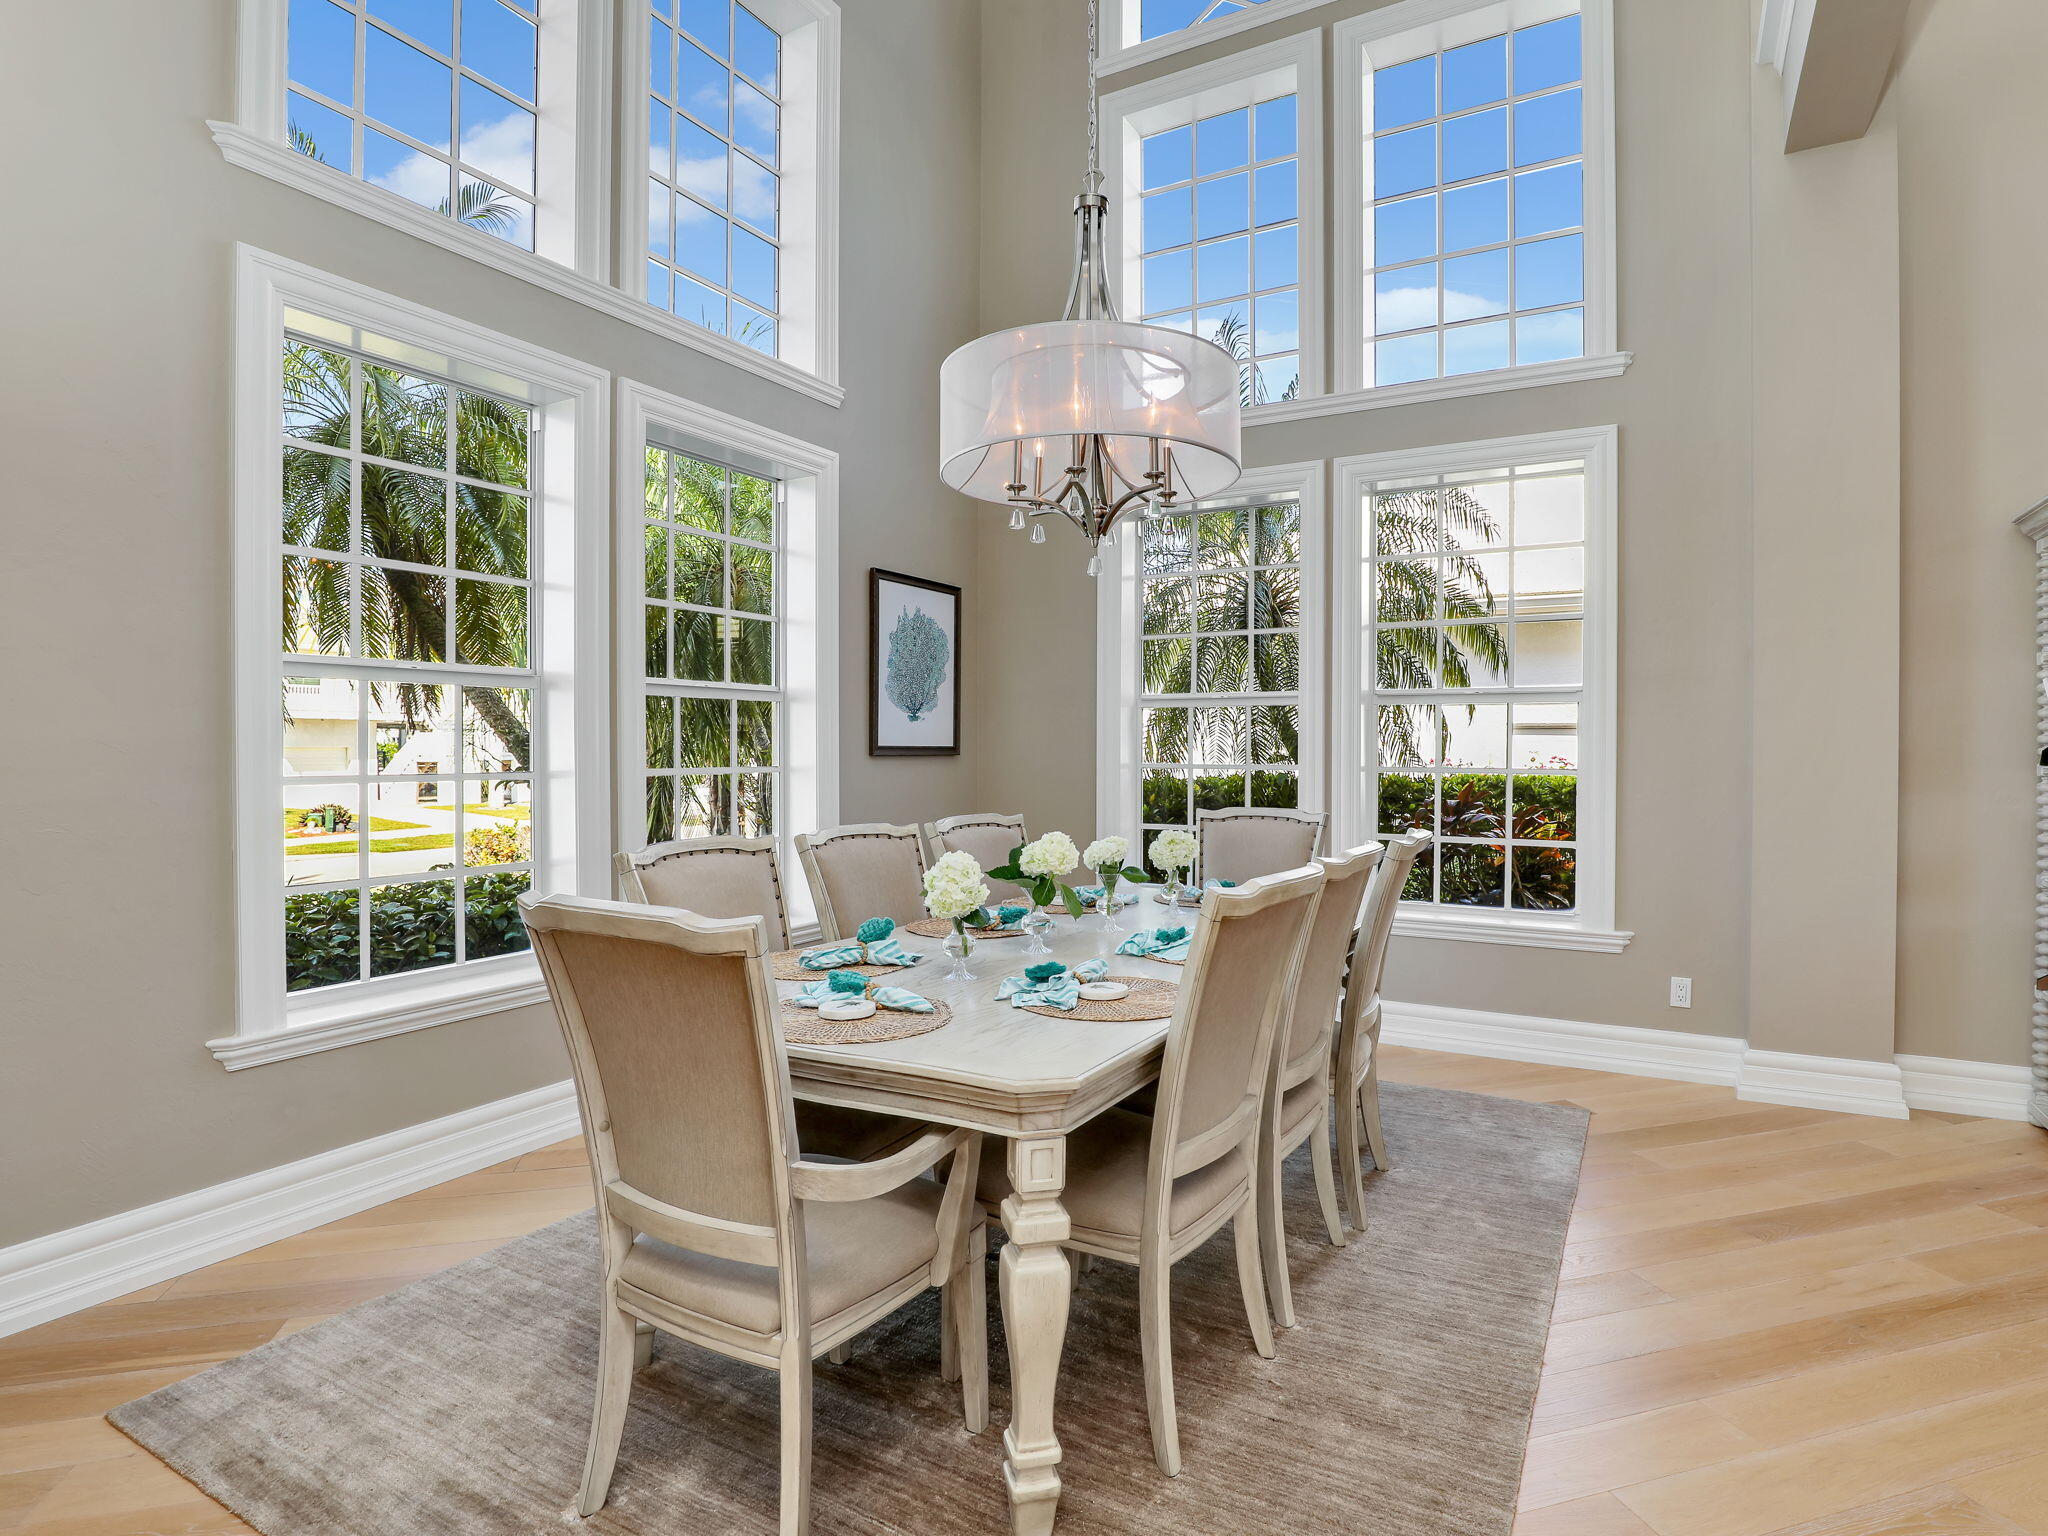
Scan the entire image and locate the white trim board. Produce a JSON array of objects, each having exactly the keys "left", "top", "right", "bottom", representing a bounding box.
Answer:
[
  {"left": 1381, "top": 1001, "right": 2033, "bottom": 1121},
  {"left": 0, "top": 1082, "right": 579, "bottom": 1340}
]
